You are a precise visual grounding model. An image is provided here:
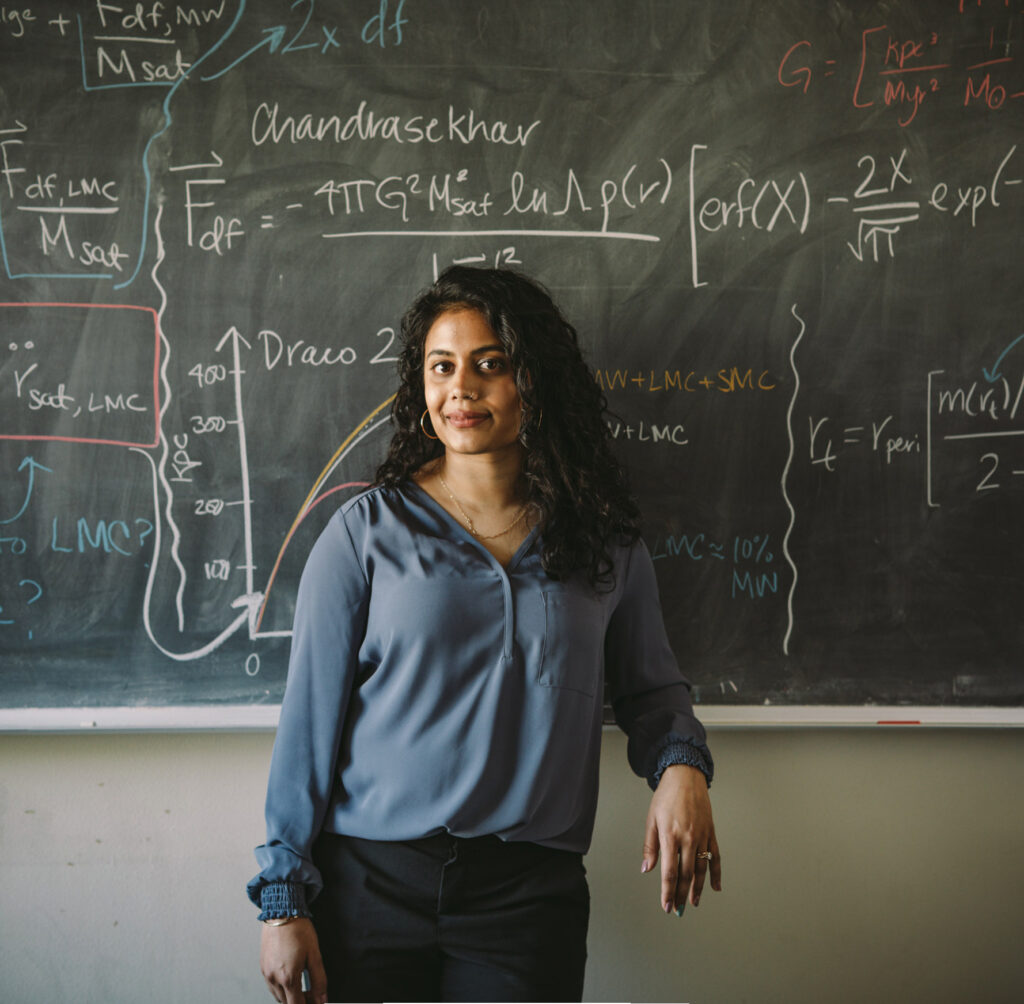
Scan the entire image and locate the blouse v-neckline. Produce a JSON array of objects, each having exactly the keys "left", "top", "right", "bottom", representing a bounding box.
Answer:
[{"left": 405, "top": 481, "right": 540, "bottom": 573}]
